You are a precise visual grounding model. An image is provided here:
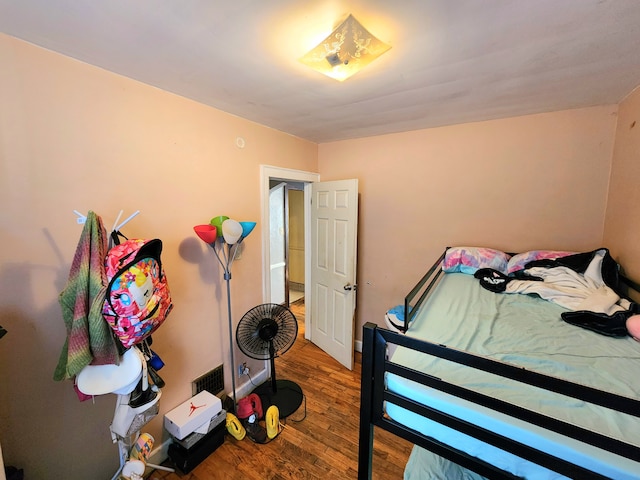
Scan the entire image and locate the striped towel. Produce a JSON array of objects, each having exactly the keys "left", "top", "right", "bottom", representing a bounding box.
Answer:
[{"left": 54, "top": 211, "right": 118, "bottom": 381}]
